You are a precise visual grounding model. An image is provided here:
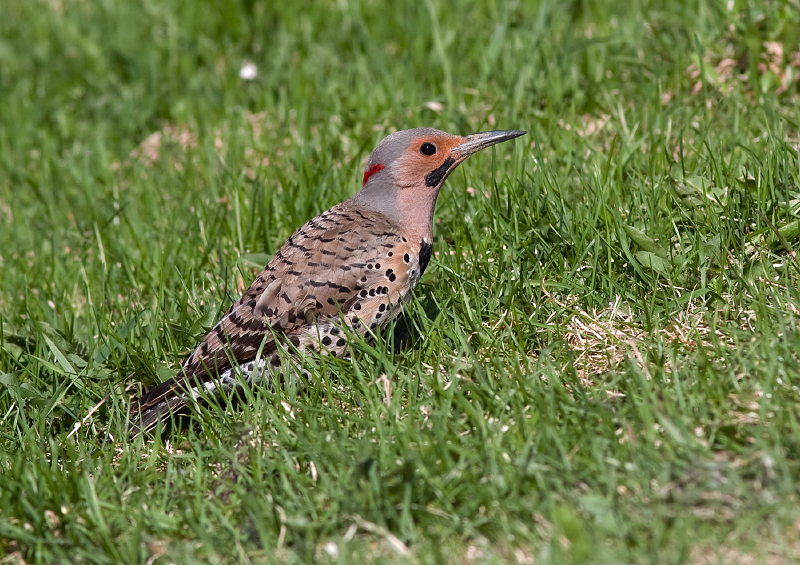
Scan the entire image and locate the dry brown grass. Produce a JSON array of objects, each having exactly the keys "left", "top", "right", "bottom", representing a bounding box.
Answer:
[{"left": 541, "top": 283, "right": 739, "bottom": 393}]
